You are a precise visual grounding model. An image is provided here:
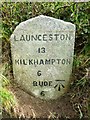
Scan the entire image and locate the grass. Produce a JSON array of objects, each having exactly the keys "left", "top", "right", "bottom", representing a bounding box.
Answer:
[{"left": 0, "top": 74, "right": 17, "bottom": 117}]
